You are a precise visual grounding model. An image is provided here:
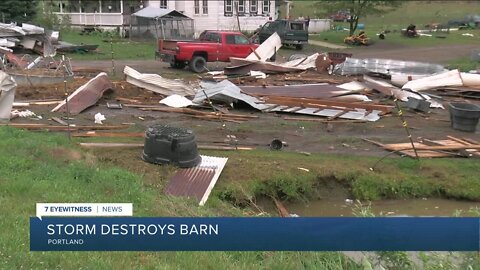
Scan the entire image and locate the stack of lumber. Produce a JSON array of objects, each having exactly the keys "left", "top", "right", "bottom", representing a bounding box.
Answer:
[{"left": 365, "top": 136, "right": 480, "bottom": 158}]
